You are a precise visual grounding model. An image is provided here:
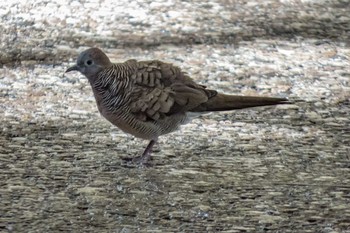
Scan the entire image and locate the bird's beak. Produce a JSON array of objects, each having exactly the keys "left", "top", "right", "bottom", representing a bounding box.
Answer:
[{"left": 65, "top": 65, "right": 79, "bottom": 73}]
